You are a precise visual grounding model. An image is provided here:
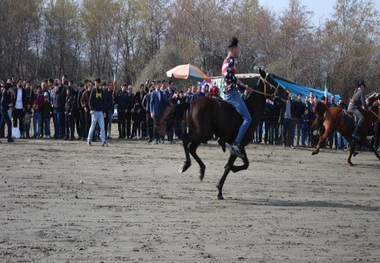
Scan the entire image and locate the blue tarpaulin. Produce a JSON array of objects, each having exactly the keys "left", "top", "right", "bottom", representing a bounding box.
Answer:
[{"left": 270, "top": 74, "right": 341, "bottom": 103}]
